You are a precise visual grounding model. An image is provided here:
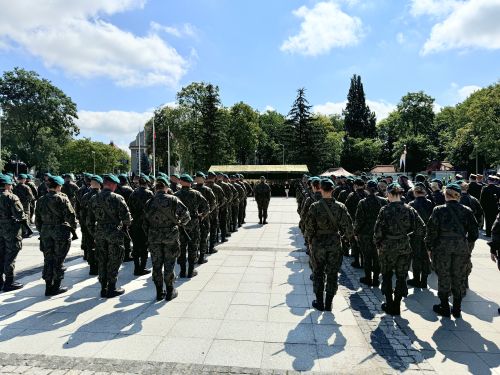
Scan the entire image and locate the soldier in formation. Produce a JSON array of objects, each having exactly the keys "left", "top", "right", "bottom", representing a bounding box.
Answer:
[
  {"left": 13, "top": 174, "right": 35, "bottom": 218},
  {"left": 193, "top": 172, "right": 216, "bottom": 264},
  {"left": 254, "top": 176, "right": 271, "bottom": 224}
]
